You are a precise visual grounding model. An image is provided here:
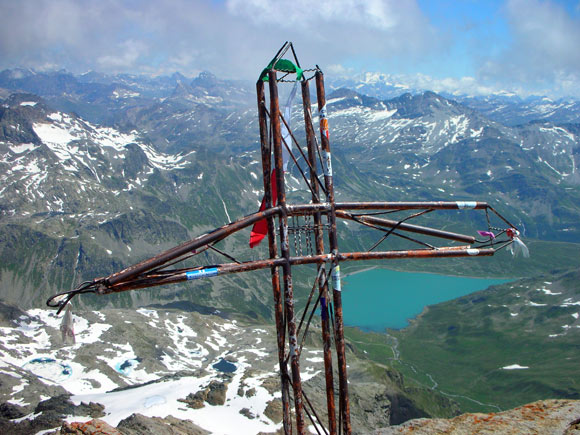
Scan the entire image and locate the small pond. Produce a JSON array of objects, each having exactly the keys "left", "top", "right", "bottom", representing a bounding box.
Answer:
[
  {"left": 213, "top": 358, "right": 237, "bottom": 373},
  {"left": 23, "top": 357, "right": 72, "bottom": 382}
]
